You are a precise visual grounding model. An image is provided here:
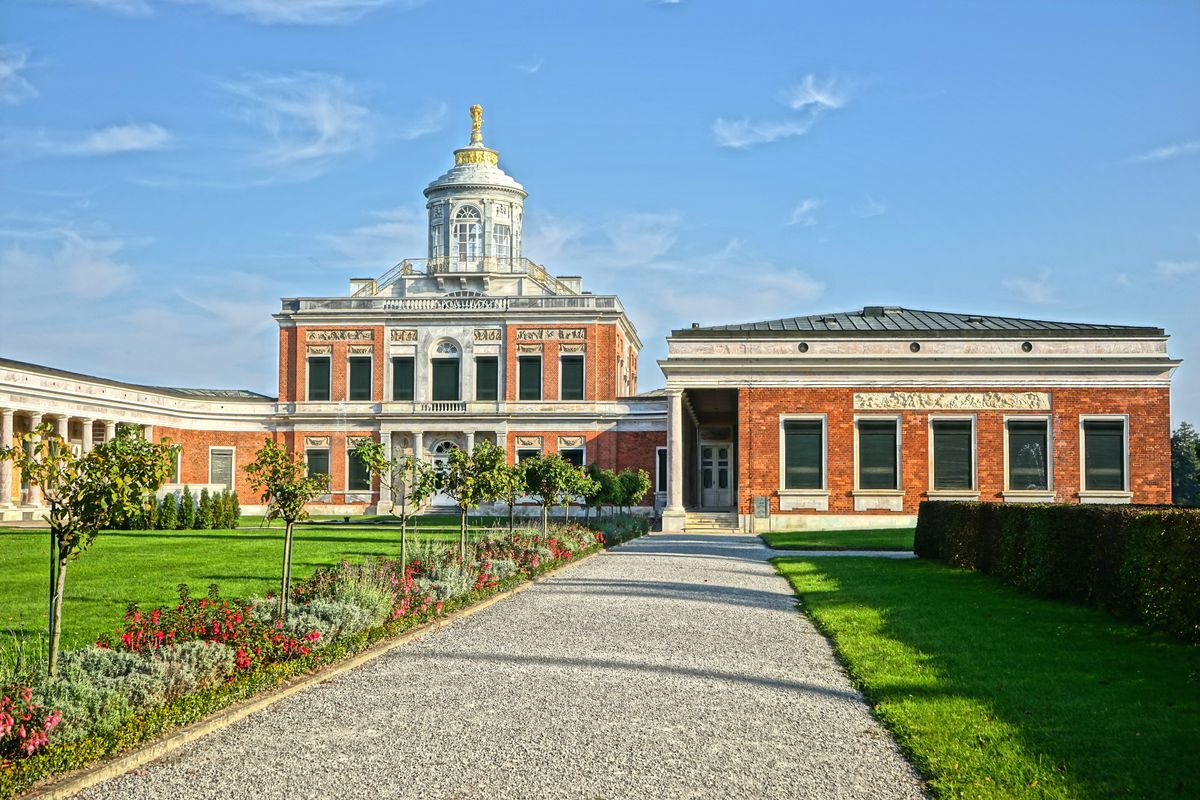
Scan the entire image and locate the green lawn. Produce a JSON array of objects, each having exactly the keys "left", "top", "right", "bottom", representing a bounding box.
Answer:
[
  {"left": 773, "top": 557, "right": 1200, "bottom": 799},
  {"left": 761, "top": 527, "right": 914, "bottom": 551},
  {"left": 0, "top": 515, "right": 507, "bottom": 651}
]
